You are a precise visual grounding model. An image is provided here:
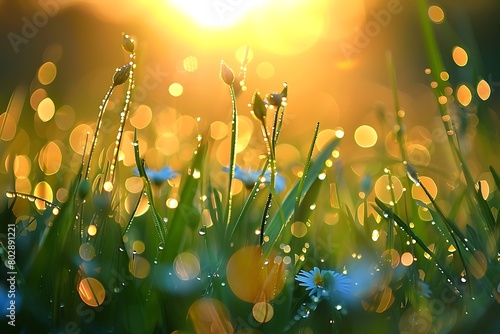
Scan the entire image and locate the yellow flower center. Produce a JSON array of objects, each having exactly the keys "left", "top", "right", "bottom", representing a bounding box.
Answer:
[{"left": 313, "top": 272, "right": 324, "bottom": 287}]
